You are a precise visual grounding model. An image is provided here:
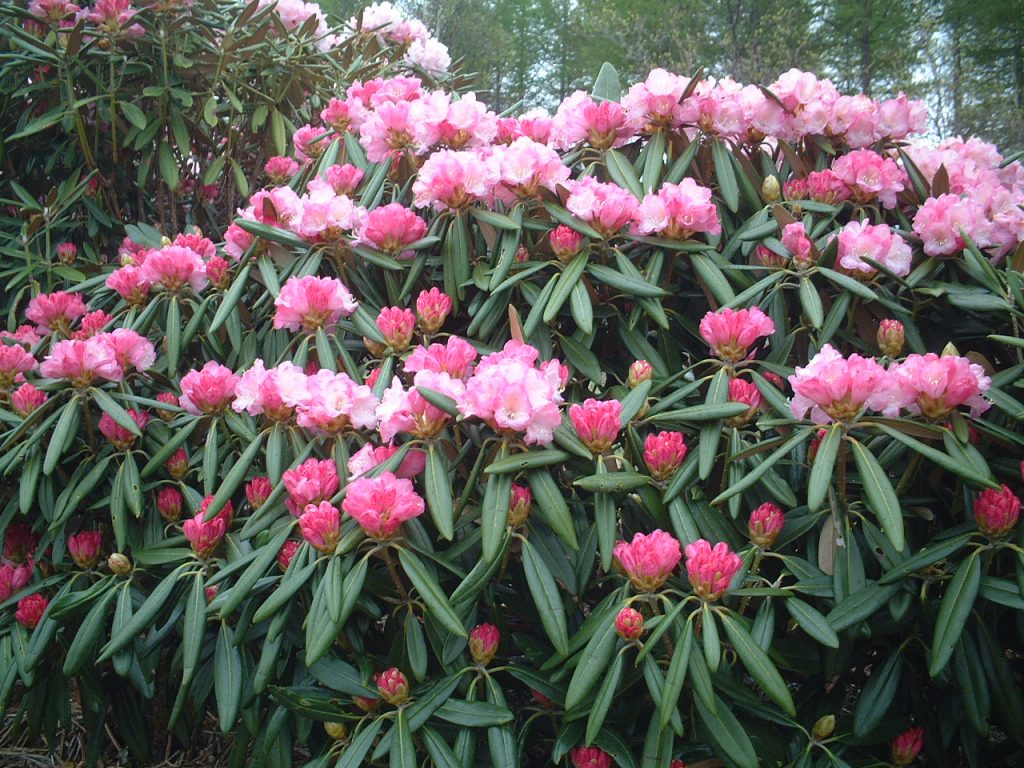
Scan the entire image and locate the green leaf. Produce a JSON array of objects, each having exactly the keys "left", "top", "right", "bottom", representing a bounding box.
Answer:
[
  {"left": 592, "top": 62, "right": 621, "bottom": 102},
  {"left": 929, "top": 551, "right": 981, "bottom": 677},
  {"left": 527, "top": 470, "right": 578, "bottom": 550},
  {"left": 544, "top": 252, "right": 589, "bottom": 324},
  {"left": 879, "top": 532, "right": 973, "bottom": 584},
  {"left": 390, "top": 709, "right": 416, "bottom": 768},
  {"left": 658, "top": 618, "right": 693, "bottom": 729},
  {"left": 98, "top": 565, "right": 186, "bottom": 661},
  {"left": 214, "top": 621, "right": 242, "bottom": 731},
  {"left": 712, "top": 429, "right": 812, "bottom": 504},
  {"left": 690, "top": 252, "right": 735, "bottom": 303},
  {"left": 808, "top": 424, "right": 841, "bottom": 512},
  {"left": 565, "top": 617, "right": 618, "bottom": 711},
  {"left": 585, "top": 651, "right": 623, "bottom": 744},
  {"left": 485, "top": 449, "right": 572, "bottom": 474},
  {"left": 482, "top": 448, "right": 512, "bottom": 562},
  {"left": 253, "top": 557, "right": 317, "bottom": 624},
  {"left": 119, "top": 101, "right": 148, "bottom": 130},
  {"left": 817, "top": 267, "right": 878, "bottom": 300},
  {"left": 43, "top": 399, "right": 80, "bottom": 476},
  {"left": 435, "top": 699, "right": 514, "bottom": 727},
  {"left": 711, "top": 140, "right": 739, "bottom": 213},
  {"left": 218, "top": 525, "right": 292, "bottom": 619},
  {"left": 520, "top": 538, "right": 570, "bottom": 656},
  {"left": 799, "top": 277, "right": 823, "bottom": 328},
  {"left": 398, "top": 549, "right": 465, "bottom": 637},
  {"left": 720, "top": 611, "right": 795, "bottom": 715},
  {"left": 874, "top": 424, "right": 998, "bottom": 489},
  {"left": 180, "top": 575, "right": 206, "bottom": 689},
  {"left": 587, "top": 264, "right": 667, "bottom": 298},
  {"left": 605, "top": 149, "right": 643, "bottom": 199},
  {"left": 336, "top": 719, "right": 384, "bottom": 768},
  {"left": 425, "top": 445, "right": 454, "bottom": 541},
  {"left": 695, "top": 695, "right": 757, "bottom": 768},
  {"left": 158, "top": 141, "right": 179, "bottom": 191},
  {"left": 63, "top": 587, "right": 116, "bottom": 675},
  {"left": 826, "top": 582, "right": 899, "bottom": 632},
  {"left": 202, "top": 433, "right": 265, "bottom": 521},
  {"left": 853, "top": 651, "right": 902, "bottom": 737},
  {"left": 849, "top": 438, "right": 905, "bottom": 552},
  {"left": 574, "top": 471, "right": 650, "bottom": 493},
  {"left": 785, "top": 598, "right": 839, "bottom": 648}
]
